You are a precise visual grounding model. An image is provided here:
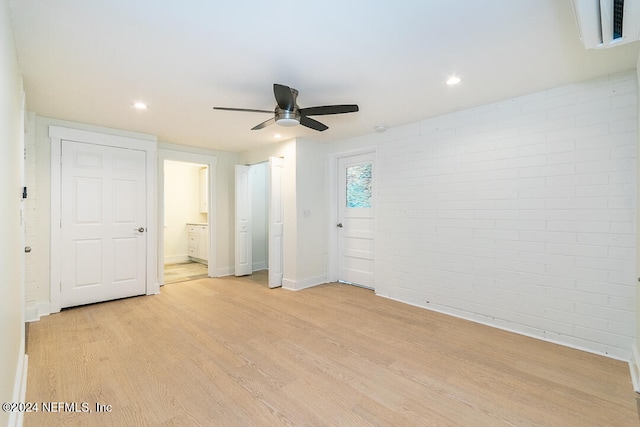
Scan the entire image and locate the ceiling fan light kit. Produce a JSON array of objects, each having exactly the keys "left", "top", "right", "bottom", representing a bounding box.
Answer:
[
  {"left": 275, "top": 109, "right": 300, "bottom": 127},
  {"left": 214, "top": 83, "right": 359, "bottom": 132}
]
